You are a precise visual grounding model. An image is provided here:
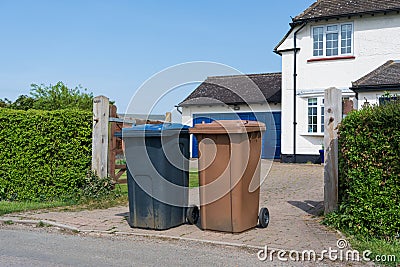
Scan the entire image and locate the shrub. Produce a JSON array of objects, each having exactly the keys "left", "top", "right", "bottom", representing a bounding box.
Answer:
[
  {"left": 325, "top": 102, "right": 400, "bottom": 239},
  {"left": 0, "top": 108, "right": 92, "bottom": 201},
  {"left": 80, "top": 171, "right": 119, "bottom": 199},
  {"left": 1, "top": 82, "right": 94, "bottom": 111},
  {"left": 30, "top": 82, "right": 93, "bottom": 111}
]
